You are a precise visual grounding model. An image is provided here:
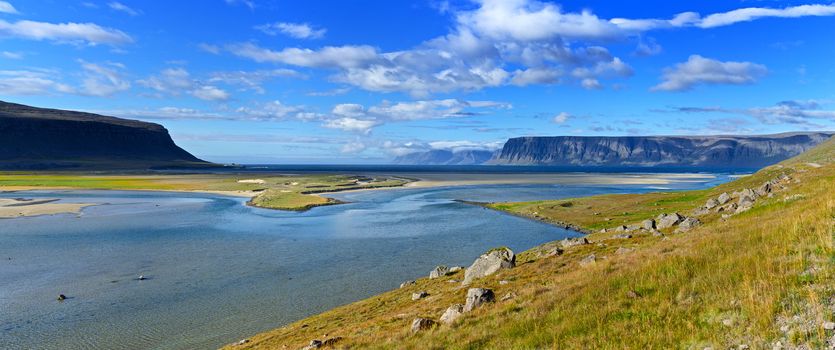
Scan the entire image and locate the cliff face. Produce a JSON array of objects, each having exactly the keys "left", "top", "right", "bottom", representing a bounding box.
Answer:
[
  {"left": 0, "top": 101, "right": 211, "bottom": 169},
  {"left": 393, "top": 149, "right": 495, "bottom": 165},
  {"left": 488, "top": 133, "right": 834, "bottom": 168}
]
